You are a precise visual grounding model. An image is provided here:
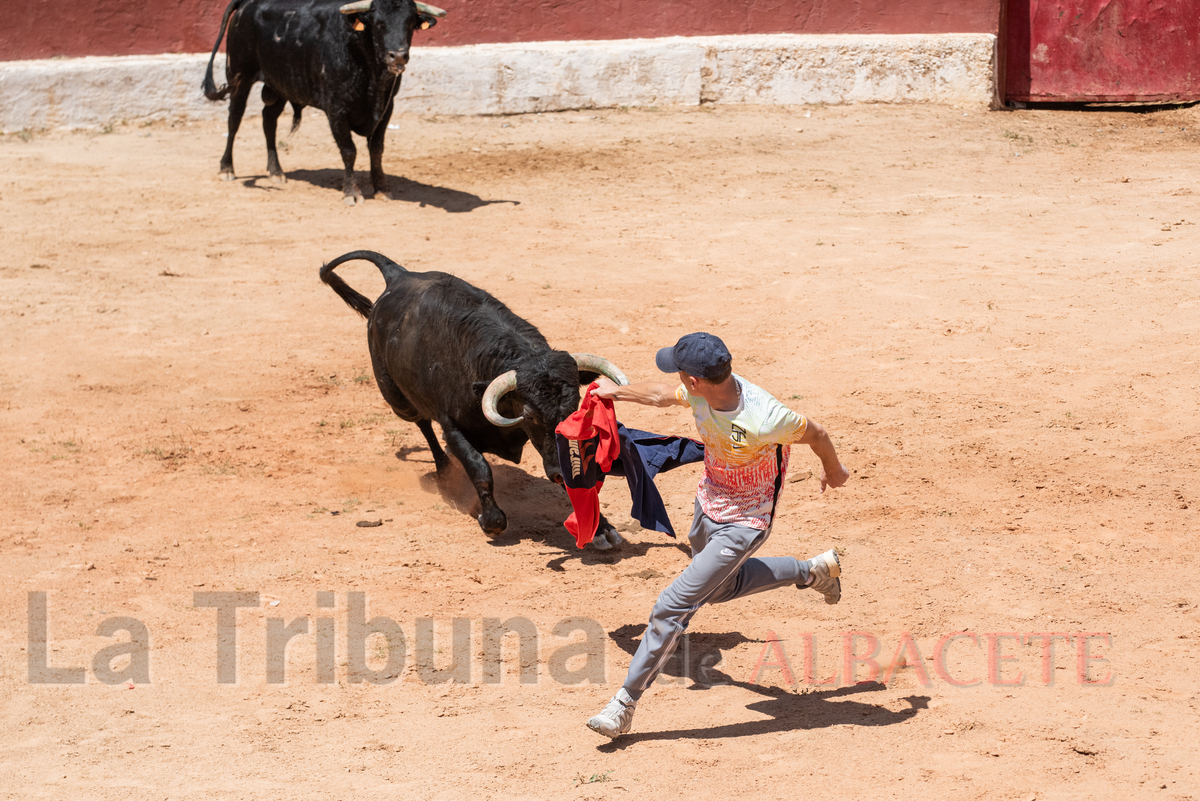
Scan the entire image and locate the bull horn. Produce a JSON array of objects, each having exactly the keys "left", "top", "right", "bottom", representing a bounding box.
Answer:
[
  {"left": 340, "top": 1, "right": 447, "bottom": 17},
  {"left": 572, "top": 353, "right": 629, "bottom": 387},
  {"left": 482, "top": 370, "right": 523, "bottom": 427},
  {"left": 415, "top": 2, "right": 447, "bottom": 17}
]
